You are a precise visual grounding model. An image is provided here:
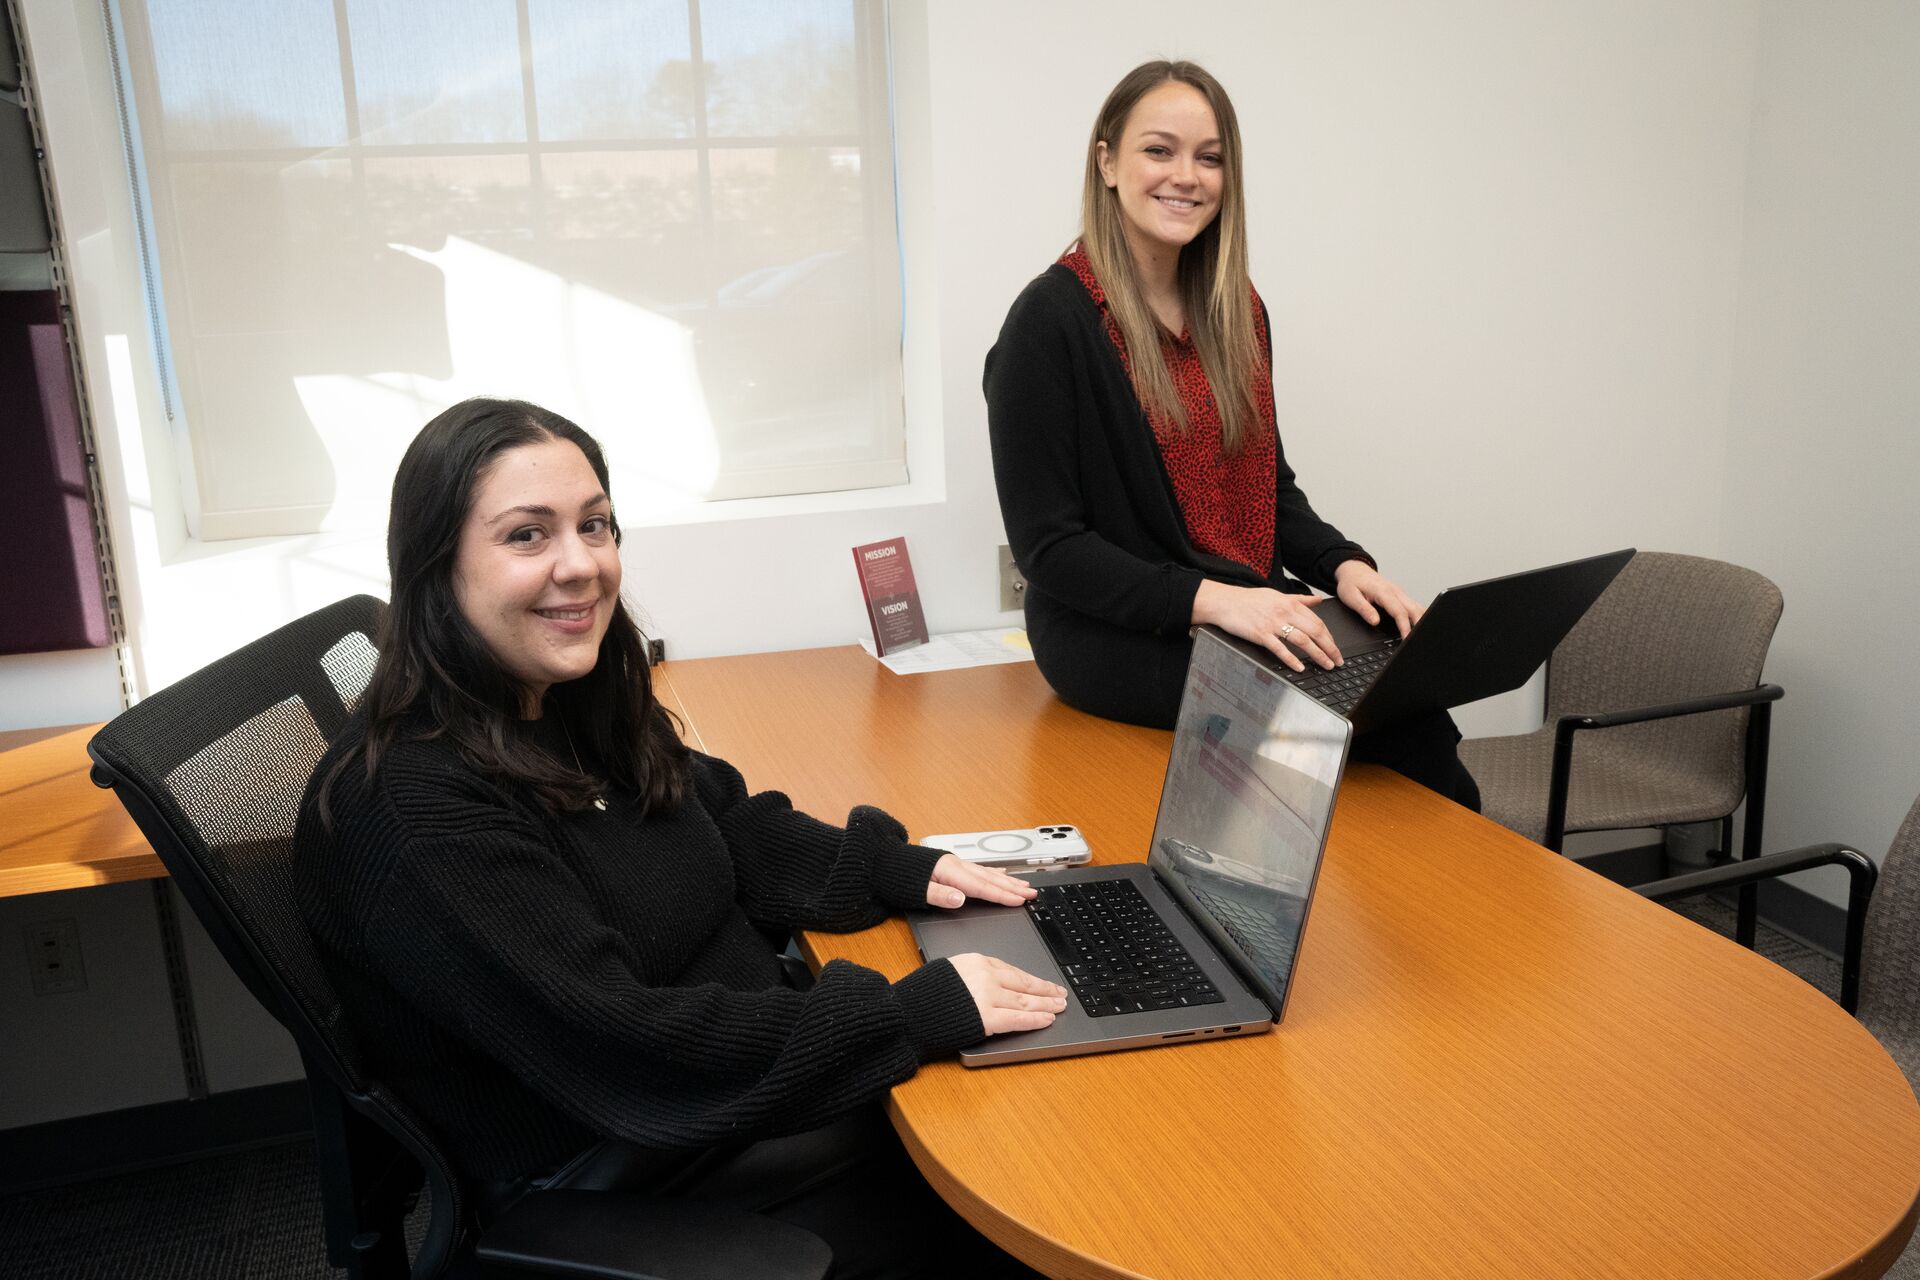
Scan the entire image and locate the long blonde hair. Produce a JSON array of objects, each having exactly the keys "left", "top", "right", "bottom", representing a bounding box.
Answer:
[{"left": 1078, "top": 60, "right": 1262, "bottom": 453}]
